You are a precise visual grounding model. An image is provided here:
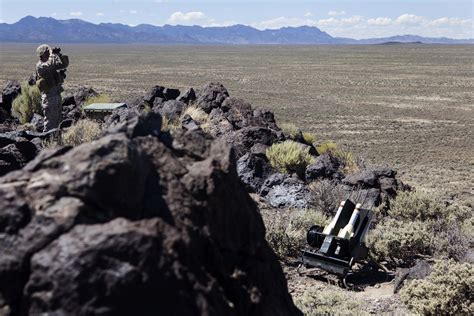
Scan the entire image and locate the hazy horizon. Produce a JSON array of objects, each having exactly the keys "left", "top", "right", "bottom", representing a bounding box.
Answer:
[{"left": 1, "top": 0, "right": 472, "bottom": 39}]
